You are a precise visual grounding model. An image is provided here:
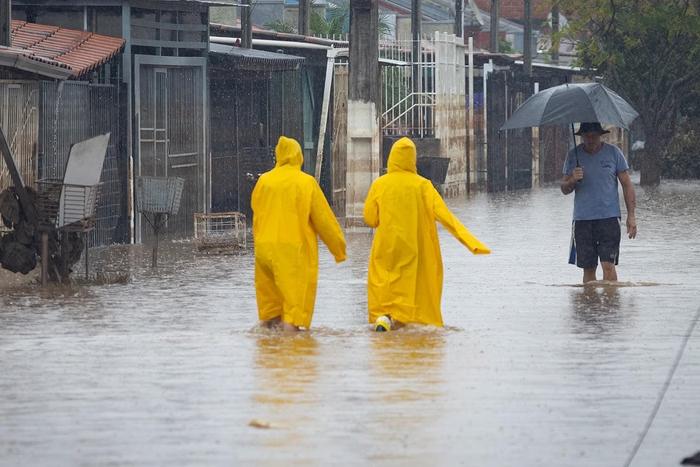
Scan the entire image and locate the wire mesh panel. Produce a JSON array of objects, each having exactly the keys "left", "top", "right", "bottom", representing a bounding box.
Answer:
[
  {"left": 135, "top": 176, "right": 185, "bottom": 215},
  {"left": 40, "top": 81, "right": 126, "bottom": 246},
  {"left": 193, "top": 212, "right": 246, "bottom": 253},
  {"left": 35, "top": 180, "right": 101, "bottom": 232}
]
